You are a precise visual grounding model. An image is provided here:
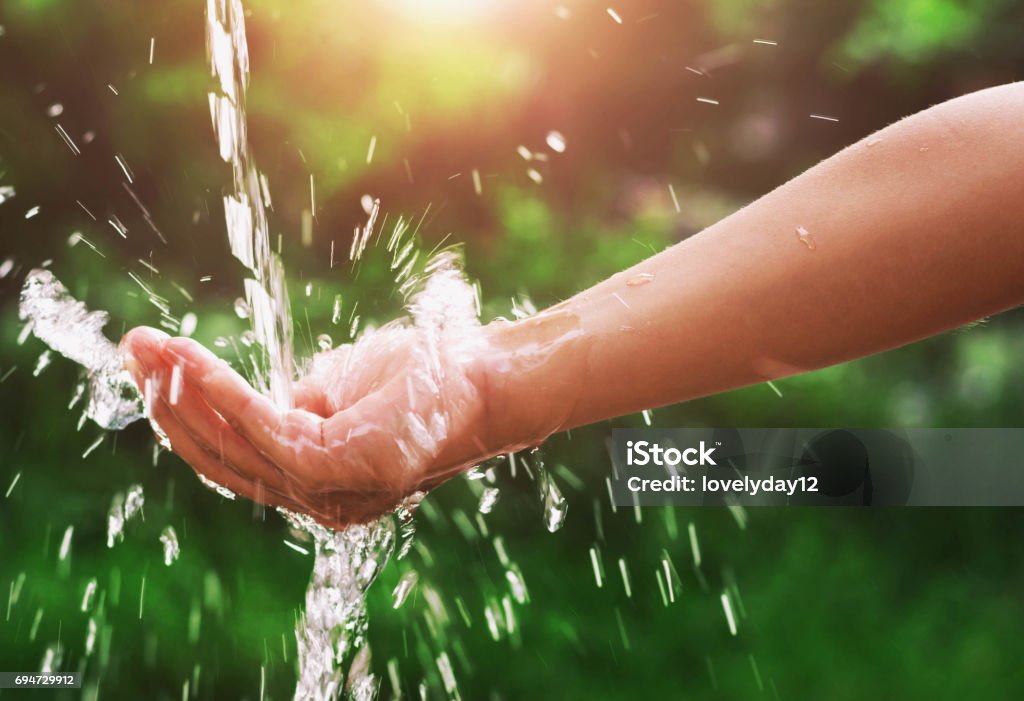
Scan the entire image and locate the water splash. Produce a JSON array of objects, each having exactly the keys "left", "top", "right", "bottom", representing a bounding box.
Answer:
[
  {"left": 21, "top": 2, "right": 574, "bottom": 696},
  {"left": 478, "top": 487, "right": 500, "bottom": 514},
  {"left": 207, "top": 6, "right": 413, "bottom": 695},
  {"left": 391, "top": 570, "right": 418, "bottom": 609},
  {"left": 32, "top": 349, "right": 52, "bottom": 377},
  {"left": 206, "top": 0, "right": 293, "bottom": 409},
  {"left": 106, "top": 484, "right": 144, "bottom": 548},
  {"left": 81, "top": 579, "right": 98, "bottom": 612},
  {"left": 529, "top": 449, "right": 568, "bottom": 533},
  {"left": 18, "top": 269, "right": 144, "bottom": 430},
  {"left": 160, "top": 526, "right": 181, "bottom": 566},
  {"left": 281, "top": 509, "right": 396, "bottom": 701},
  {"left": 197, "top": 472, "right": 237, "bottom": 500}
]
